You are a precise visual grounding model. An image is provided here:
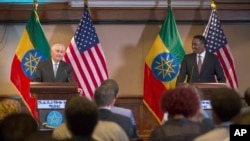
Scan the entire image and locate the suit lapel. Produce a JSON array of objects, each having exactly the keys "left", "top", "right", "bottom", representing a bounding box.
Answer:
[{"left": 48, "top": 60, "right": 55, "bottom": 80}]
